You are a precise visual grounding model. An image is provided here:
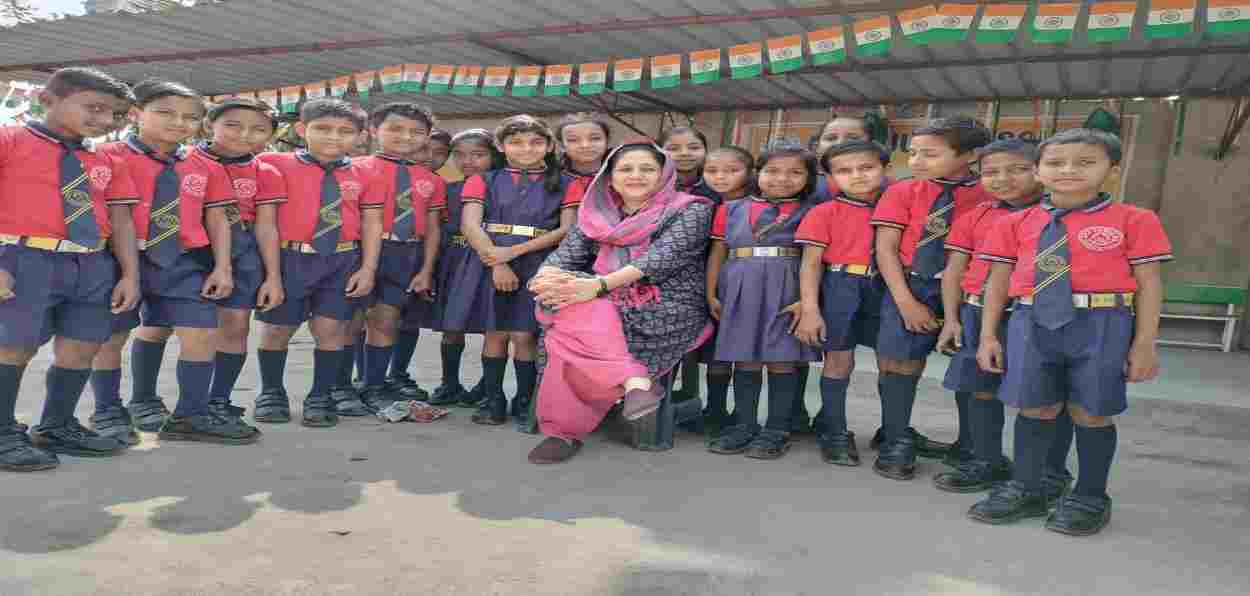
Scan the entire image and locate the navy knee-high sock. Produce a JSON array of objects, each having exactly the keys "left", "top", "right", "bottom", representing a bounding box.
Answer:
[
  {"left": 819, "top": 377, "right": 851, "bottom": 436},
  {"left": 680, "top": 356, "right": 700, "bottom": 396},
  {"left": 955, "top": 391, "right": 974, "bottom": 448},
  {"left": 705, "top": 369, "right": 731, "bottom": 418},
  {"left": 513, "top": 360, "right": 537, "bottom": 405},
  {"left": 877, "top": 372, "right": 920, "bottom": 443},
  {"left": 91, "top": 368, "right": 123, "bottom": 413},
  {"left": 440, "top": 341, "right": 465, "bottom": 387},
  {"left": 363, "top": 344, "right": 393, "bottom": 389},
  {"left": 731, "top": 369, "right": 763, "bottom": 428},
  {"left": 209, "top": 352, "right": 247, "bottom": 405},
  {"left": 311, "top": 349, "right": 343, "bottom": 397},
  {"left": 0, "top": 363, "right": 22, "bottom": 428},
  {"left": 764, "top": 371, "right": 798, "bottom": 432},
  {"left": 171, "top": 360, "right": 214, "bottom": 418},
  {"left": 970, "top": 397, "right": 1006, "bottom": 463},
  {"left": 1047, "top": 407, "right": 1075, "bottom": 474},
  {"left": 129, "top": 338, "right": 167, "bottom": 403},
  {"left": 480, "top": 356, "right": 508, "bottom": 394},
  {"left": 336, "top": 341, "right": 357, "bottom": 388},
  {"left": 1012, "top": 416, "right": 1057, "bottom": 494},
  {"left": 353, "top": 334, "right": 366, "bottom": 383},
  {"left": 257, "top": 349, "right": 288, "bottom": 393},
  {"left": 1074, "top": 424, "right": 1117, "bottom": 498},
  {"left": 38, "top": 366, "right": 91, "bottom": 429},
  {"left": 390, "top": 331, "right": 419, "bottom": 380},
  {"left": 792, "top": 365, "right": 811, "bottom": 425}
]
